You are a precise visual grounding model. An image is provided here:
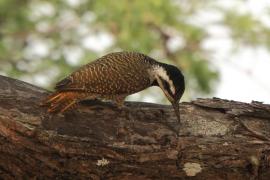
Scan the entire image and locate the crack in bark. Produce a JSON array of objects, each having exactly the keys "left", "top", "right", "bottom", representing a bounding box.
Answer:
[{"left": 0, "top": 75, "right": 270, "bottom": 179}]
